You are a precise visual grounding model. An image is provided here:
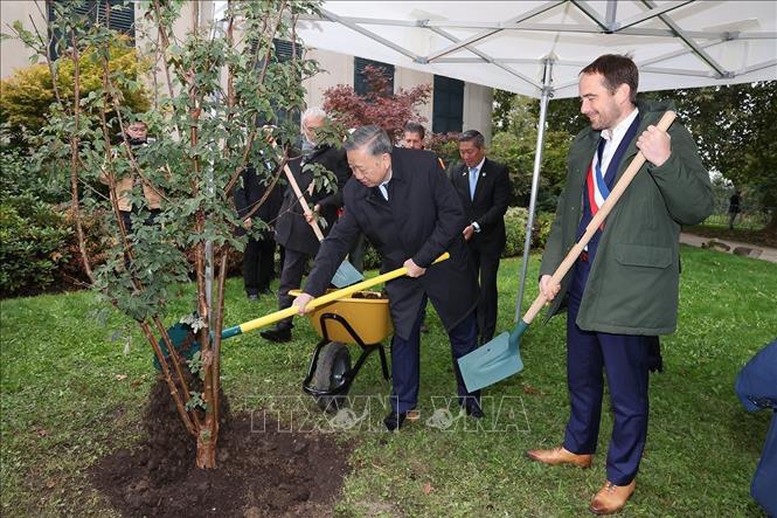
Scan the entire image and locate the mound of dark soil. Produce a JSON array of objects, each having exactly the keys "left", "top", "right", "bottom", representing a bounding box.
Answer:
[{"left": 91, "top": 379, "right": 350, "bottom": 517}]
